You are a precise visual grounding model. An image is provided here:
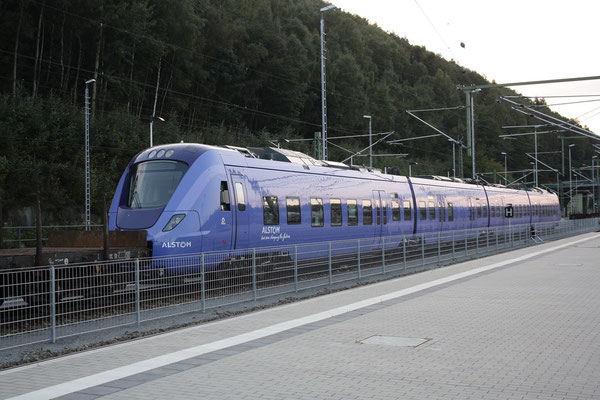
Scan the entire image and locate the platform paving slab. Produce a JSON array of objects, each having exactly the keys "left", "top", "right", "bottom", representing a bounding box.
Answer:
[{"left": 0, "top": 233, "right": 598, "bottom": 400}]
